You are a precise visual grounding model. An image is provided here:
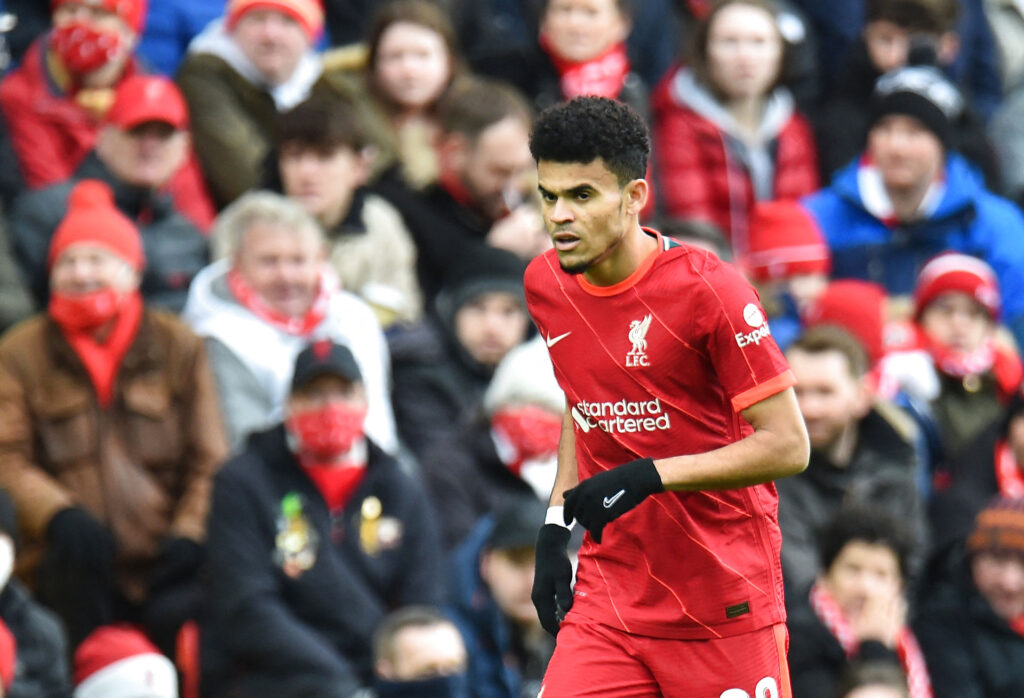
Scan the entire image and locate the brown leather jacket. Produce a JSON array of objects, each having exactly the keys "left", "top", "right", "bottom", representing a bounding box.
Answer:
[{"left": 0, "top": 310, "right": 228, "bottom": 601}]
